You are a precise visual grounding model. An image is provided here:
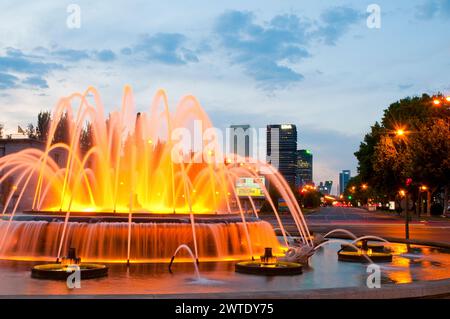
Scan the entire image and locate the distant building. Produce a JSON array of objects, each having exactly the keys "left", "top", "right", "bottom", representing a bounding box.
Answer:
[
  {"left": 0, "top": 138, "right": 44, "bottom": 211},
  {"left": 267, "top": 124, "right": 297, "bottom": 186},
  {"left": 0, "top": 138, "right": 66, "bottom": 211},
  {"left": 318, "top": 181, "right": 333, "bottom": 195},
  {"left": 229, "top": 124, "right": 252, "bottom": 161},
  {"left": 296, "top": 149, "right": 313, "bottom": 187},
  {"left": 339, "top": 170, "right": 351, "bottom": 194}
]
